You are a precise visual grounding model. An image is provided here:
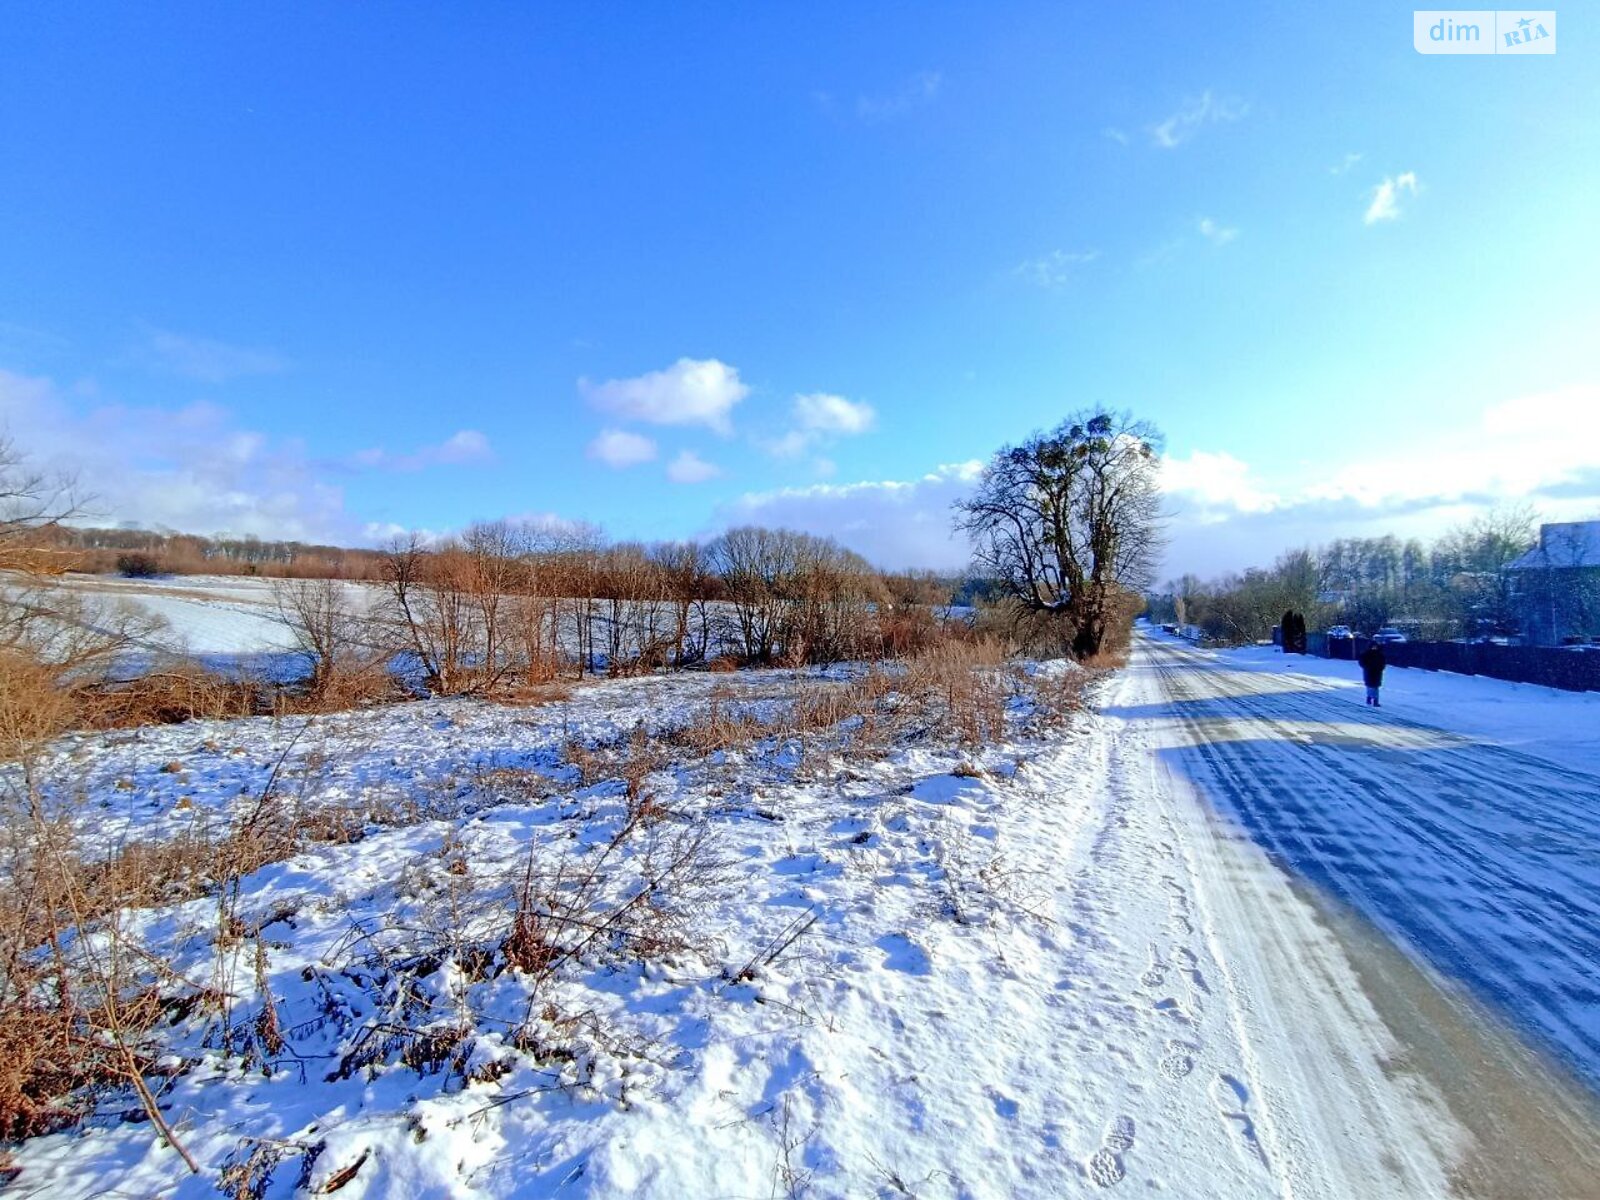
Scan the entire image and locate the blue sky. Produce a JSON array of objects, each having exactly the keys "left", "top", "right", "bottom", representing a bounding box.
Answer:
[{"left": 2, "top": 3, "right": 1597, "bottom": 576}]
